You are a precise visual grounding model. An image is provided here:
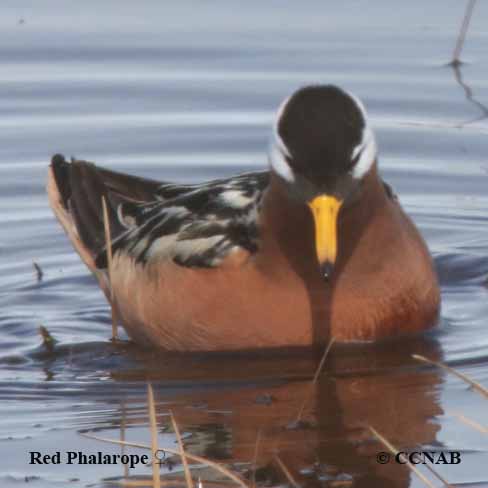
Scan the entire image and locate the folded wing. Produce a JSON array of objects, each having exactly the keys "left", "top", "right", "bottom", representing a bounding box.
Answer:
[{"left": 49, "top": 154, "right": 269, "bottom": 270}]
